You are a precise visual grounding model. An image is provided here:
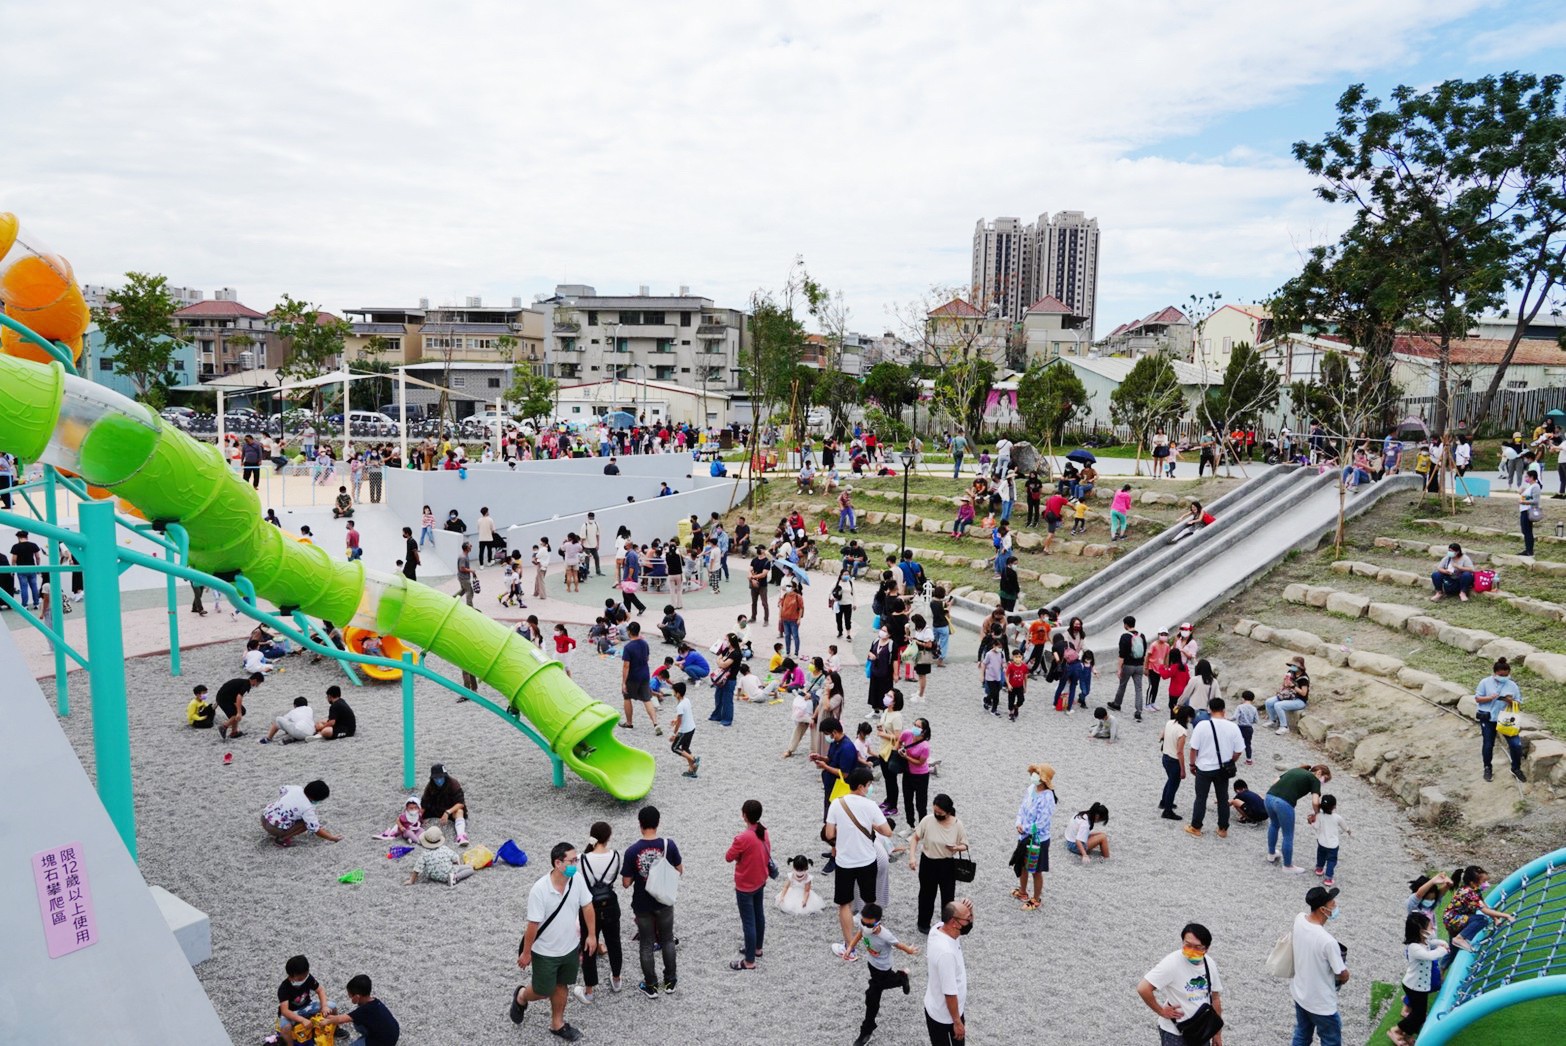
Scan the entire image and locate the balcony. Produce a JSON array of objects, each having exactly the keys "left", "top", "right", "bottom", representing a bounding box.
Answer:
[
  {"left": 616, "top": 323, "right": 676, "bottom": 338},
  {"left": 552, "top": 320, "right": 581, "bottom": 333},
  {"left": 696, "top": 324, "right": 728, "bottom": 337}
]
